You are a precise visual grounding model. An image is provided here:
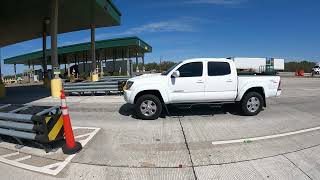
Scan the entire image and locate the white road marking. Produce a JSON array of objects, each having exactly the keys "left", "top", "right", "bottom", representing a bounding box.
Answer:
[
  {"left": 75, "top": 133, "right": 91, "bottom": 139},
  {"left": 1, "top": 152, "right": 19, "bottom": 158},
  {"left": 48, "top": 127, "right": 100, "bottom": 175},
  {"left": 14, "top": 155, "right": 31, "bottom": 162},
  {"left": 0, "top": 126, "right": 100, "bottom": 176},
  {"left": 42, "top": 162, "right": 62, "bottom": 169},
  {"left": 212, "top": 126, "right": 320, "bottom": 145}
]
